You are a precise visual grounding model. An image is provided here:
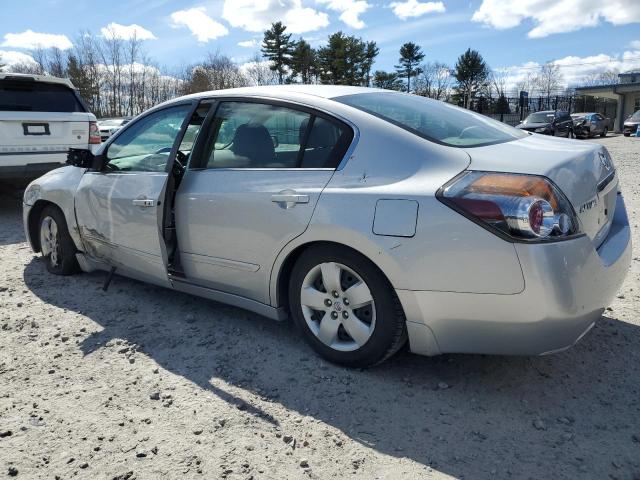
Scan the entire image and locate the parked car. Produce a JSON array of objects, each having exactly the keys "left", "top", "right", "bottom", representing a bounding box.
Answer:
[
  {"left": 97, "top": 117, "right": 131, "bottom": 142},
  {"left": 0, "top": 73, "right": 99, "bottom": 180},
  {"left": 516, "top": 110, "right": 574, "bottom": 137},
  {"left": 22, "top": 86, "right": 631, "bottom": 367},
  {"left": 571, "top": 112, "right": 610, "bottom": 138},
  {"left": 623, "top": 110, "right": 640, "bottom": 136}
]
